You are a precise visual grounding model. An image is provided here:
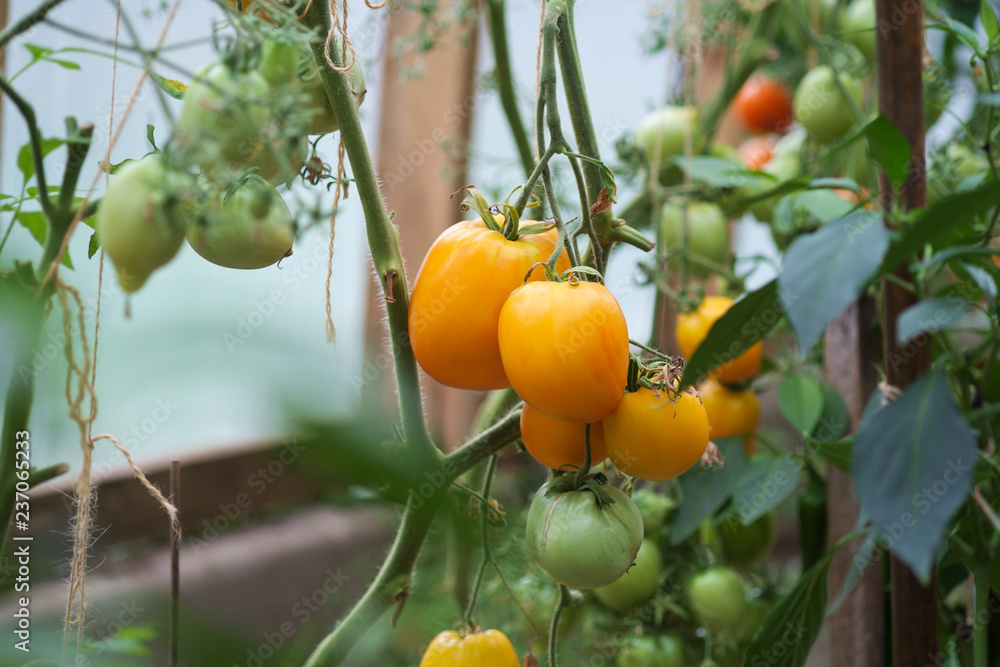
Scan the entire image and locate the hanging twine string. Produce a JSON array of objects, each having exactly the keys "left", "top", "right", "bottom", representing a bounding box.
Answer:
[{"left": 323, "top": 0, "right": 353, "bottom": 342}]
